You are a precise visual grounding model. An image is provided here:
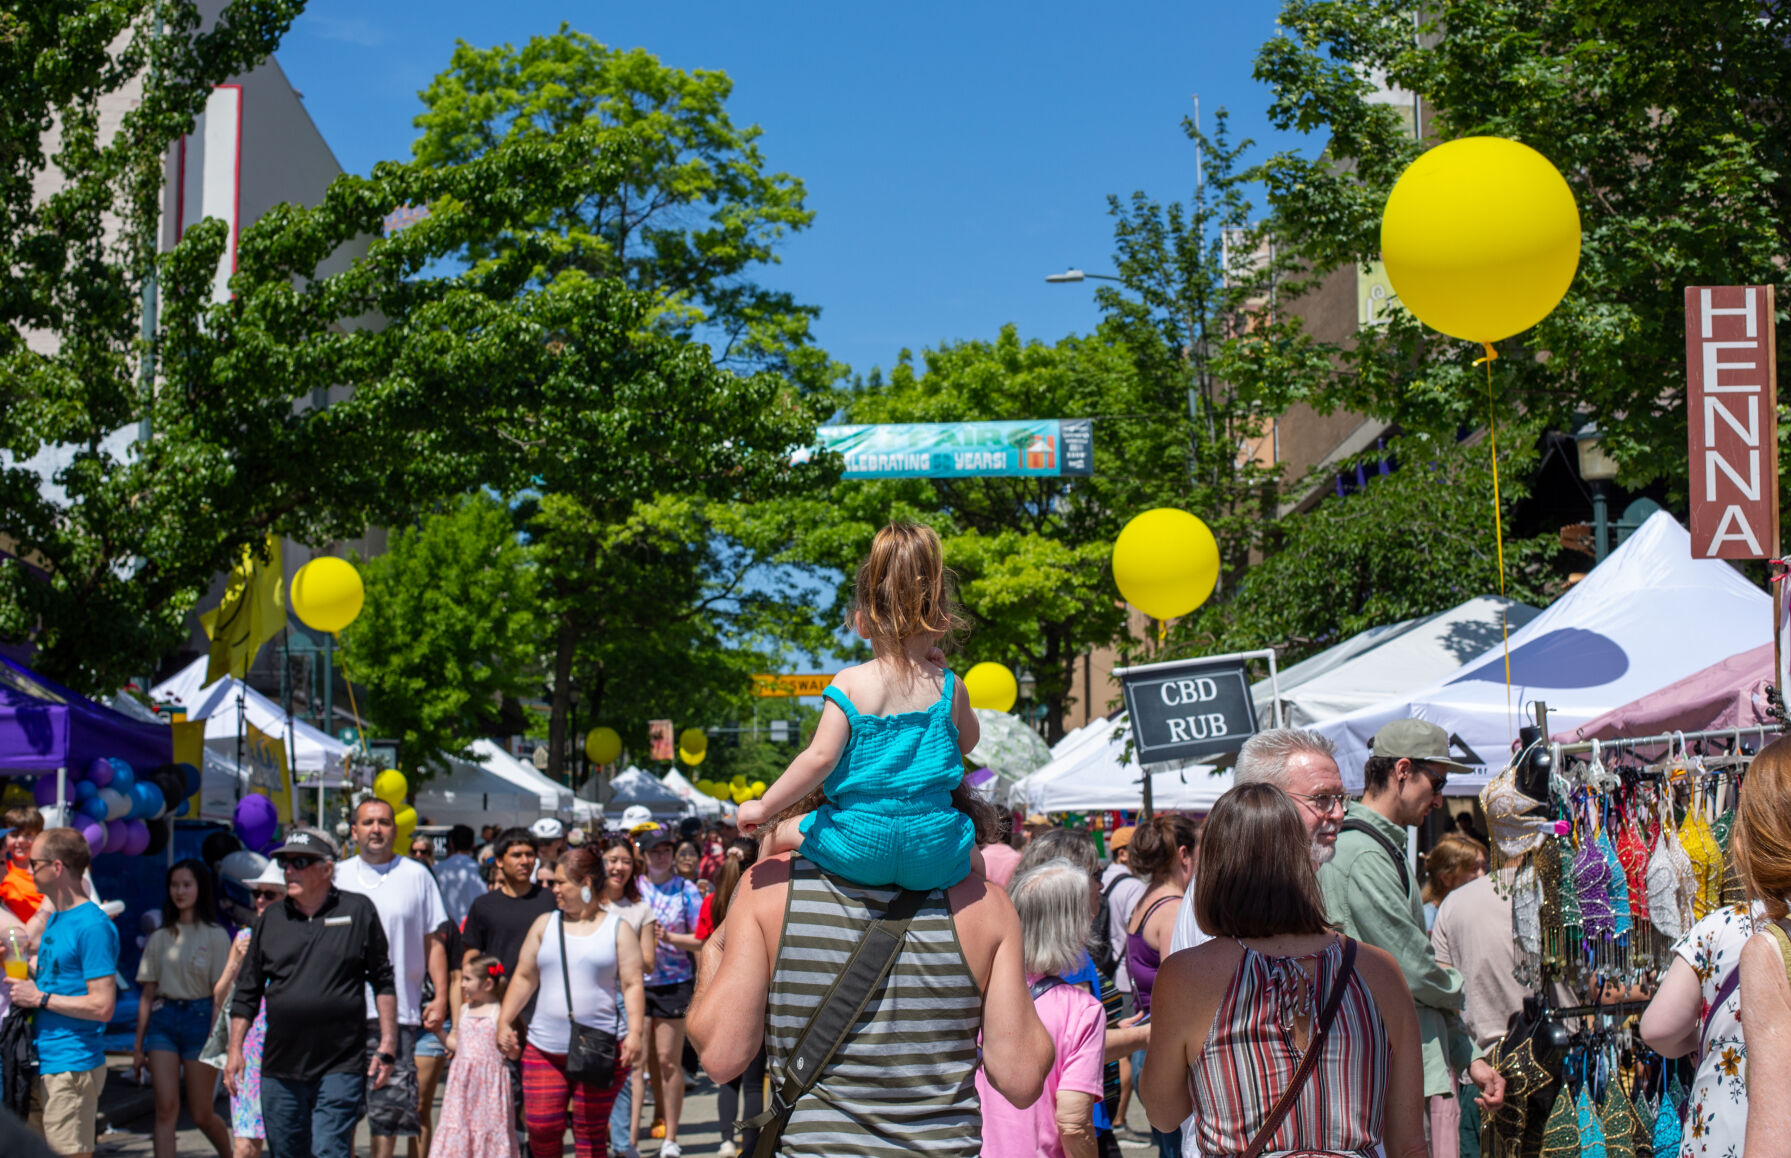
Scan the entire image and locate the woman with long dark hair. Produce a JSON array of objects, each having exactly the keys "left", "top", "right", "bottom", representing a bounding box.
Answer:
[
  {"left": 133, "top": 858, "right": 233, "bottom": 1157},
  {"left": 1141, "top": 784, "right": 1425, "bottom": 1158}
]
